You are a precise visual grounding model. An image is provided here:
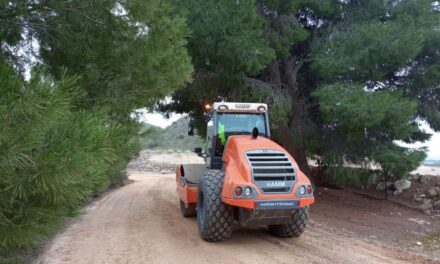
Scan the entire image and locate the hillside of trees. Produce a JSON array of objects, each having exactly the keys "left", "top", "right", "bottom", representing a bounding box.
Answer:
[{"left": 140, "top": 118, "right": 205, "bottom": 150}]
